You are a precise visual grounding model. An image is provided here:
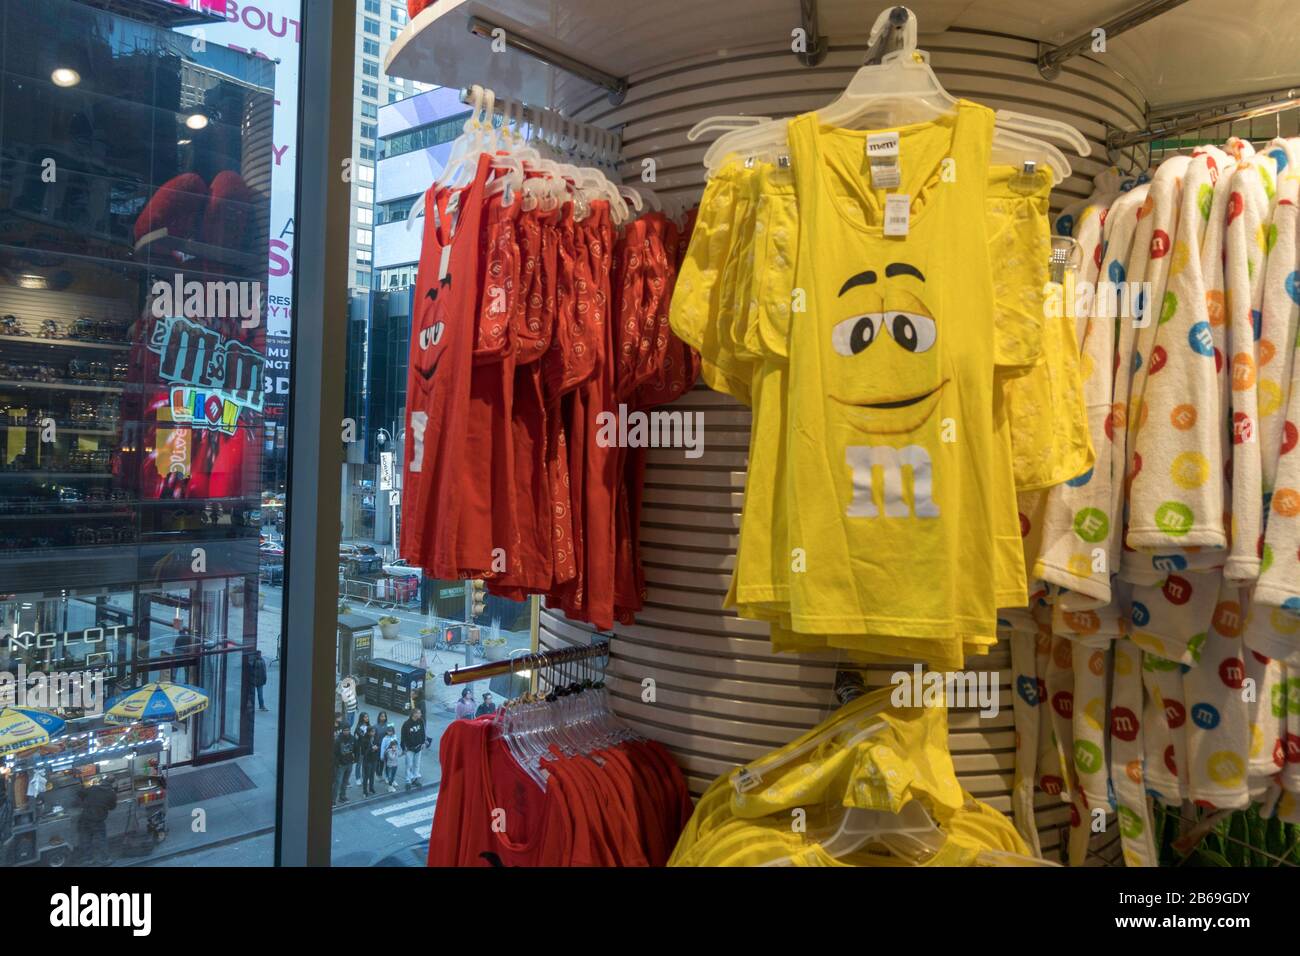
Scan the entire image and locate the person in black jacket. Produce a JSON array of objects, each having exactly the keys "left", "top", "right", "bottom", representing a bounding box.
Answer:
[
  {"left": 356, "top": 724, "right": 380, "bottom": 797},
  {"left": 399, "top": 708, "right": 428, "bottom": 791},
  {"left": 333, "top": 724, "right": 356, "bottom": 805},
  {"left": 76, "top": 780, "right": 117, "bottom": 864},
  {"left": 249, "top": 650, "right": 269, "bottom": 711}
]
